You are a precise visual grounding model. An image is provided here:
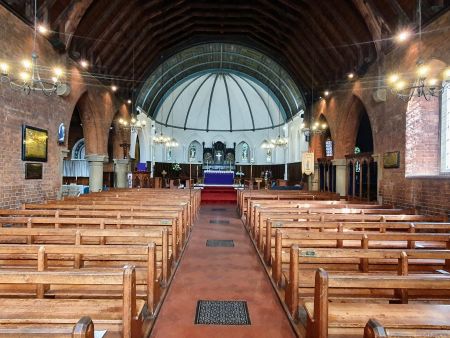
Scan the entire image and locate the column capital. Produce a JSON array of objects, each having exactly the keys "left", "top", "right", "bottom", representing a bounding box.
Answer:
[
  {"left": 113, "top": 158, "right": 130, "bottom": 165},
  {"left": 85, "top": 154, "right": 108, "bottom": 163},
  {"left": 331, "top": 158, "right": 347, "bottom": 166}
]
